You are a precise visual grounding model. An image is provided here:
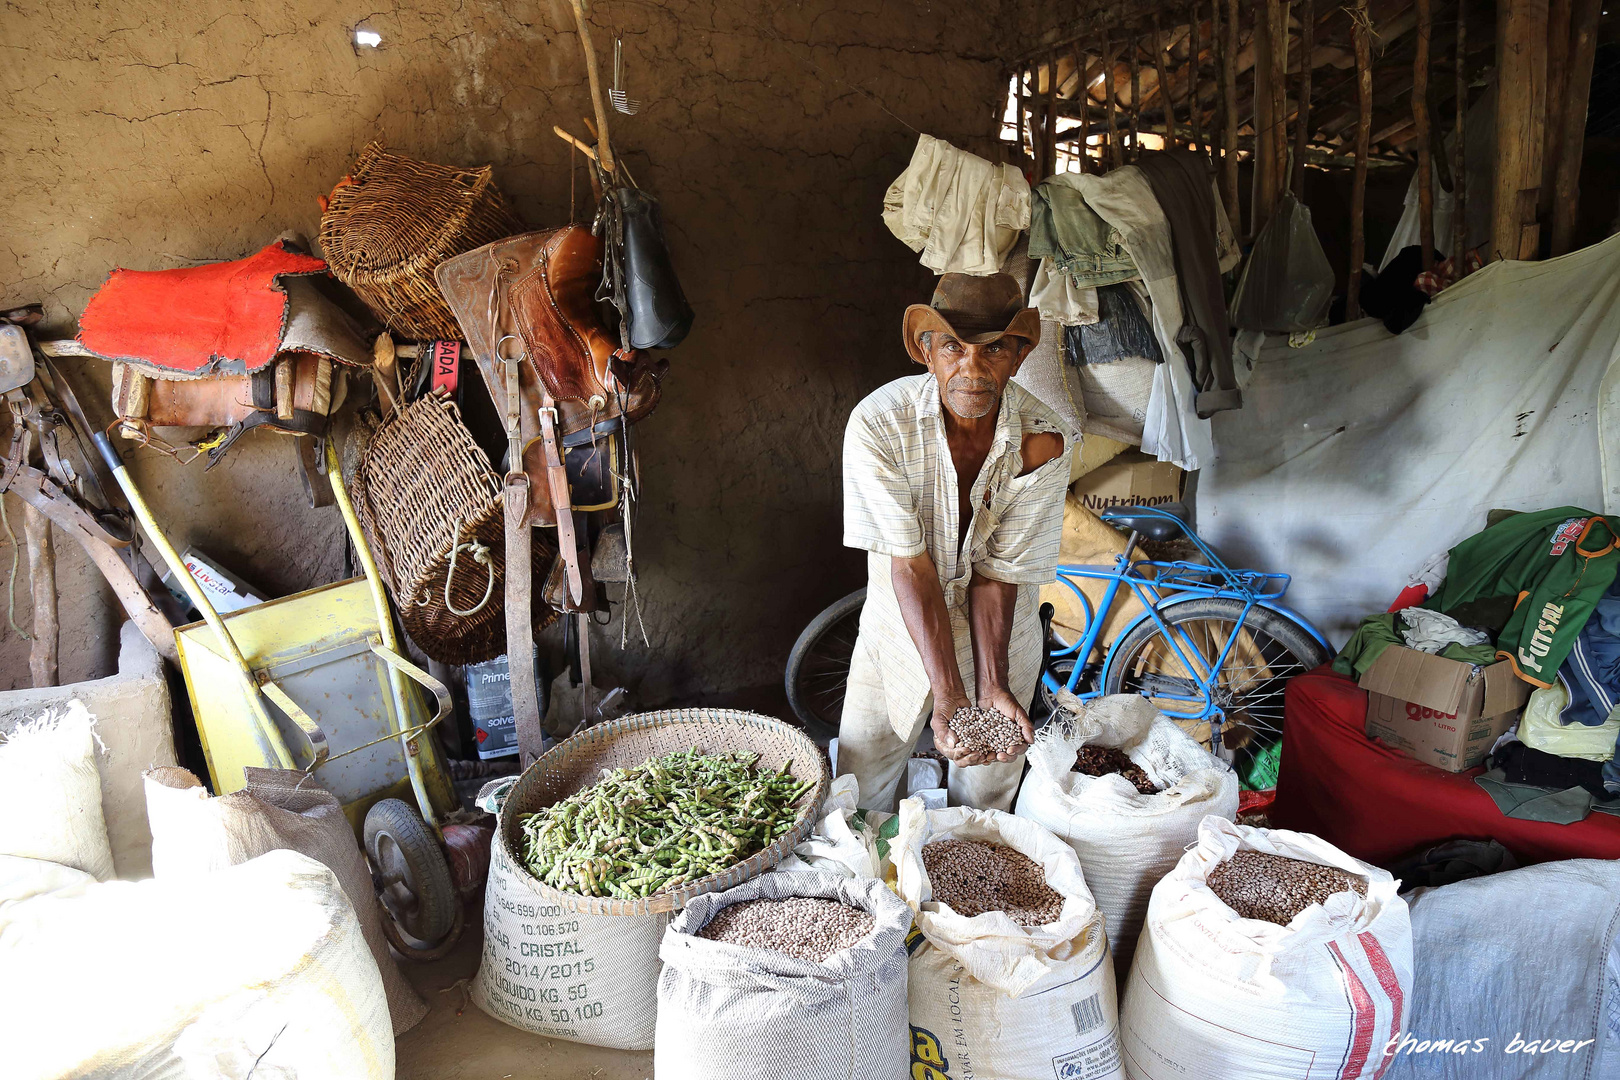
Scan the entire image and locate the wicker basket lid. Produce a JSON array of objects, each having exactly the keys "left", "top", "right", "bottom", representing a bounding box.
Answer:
[{"left": 498, "top": 708, "right": 830, "bottom": 916}]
